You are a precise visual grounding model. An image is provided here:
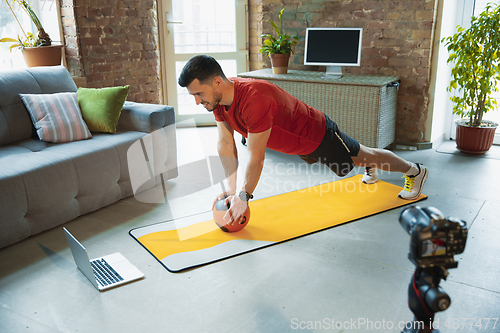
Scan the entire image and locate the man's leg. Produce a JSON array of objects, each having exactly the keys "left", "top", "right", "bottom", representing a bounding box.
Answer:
[
  {"left": 351, "top": 145, "right": 428, "bottom": 200},
  {"left": 351, "top": 144, "right": 412, "bottom": 173}
]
